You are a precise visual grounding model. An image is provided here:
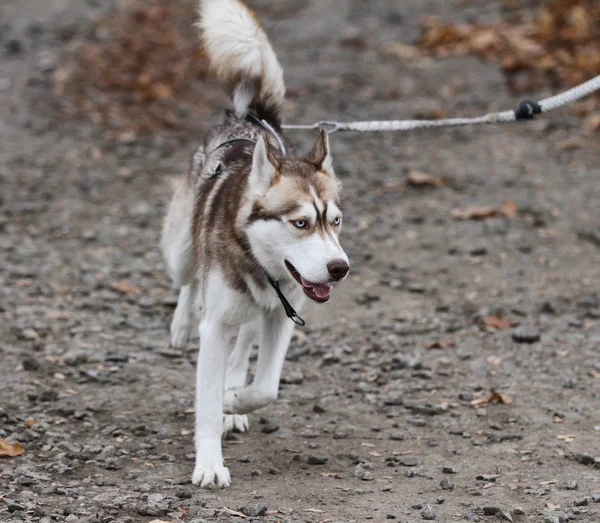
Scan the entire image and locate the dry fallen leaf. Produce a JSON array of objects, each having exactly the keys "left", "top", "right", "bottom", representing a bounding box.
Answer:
[
  {"left": 452, "top": 200, "right": 518, "bottom": 220},
  {"left": 417, "top": 1, "right": 600, "bottom": 97},
  {"left": 407, "top": 170, "right": 443, "bottom": 187},
  {"left": 110, "top": 280, "right": 140, "bottom": 294},
  {"left": 483, "top": 315, "right": 515, "bottom": 331},
  {"left": 0, "top": 439, "right": 24, "bottom": 458},
  {"left": 221, "top": 507, "right": 248, "bottom": 518},
  {"left": 470, "top": 389, "right": 513, "bottom": 407}
]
